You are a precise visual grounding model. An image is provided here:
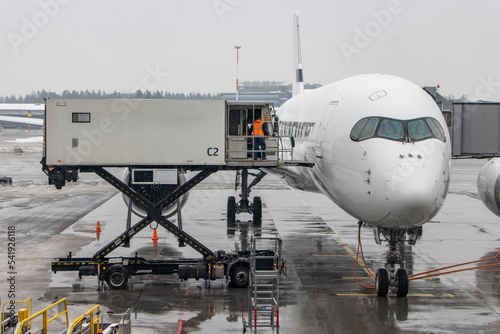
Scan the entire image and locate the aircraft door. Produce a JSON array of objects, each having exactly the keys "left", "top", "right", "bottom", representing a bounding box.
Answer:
[{"left": 315, "top": 101, "right": 338, "bottom": 158}]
